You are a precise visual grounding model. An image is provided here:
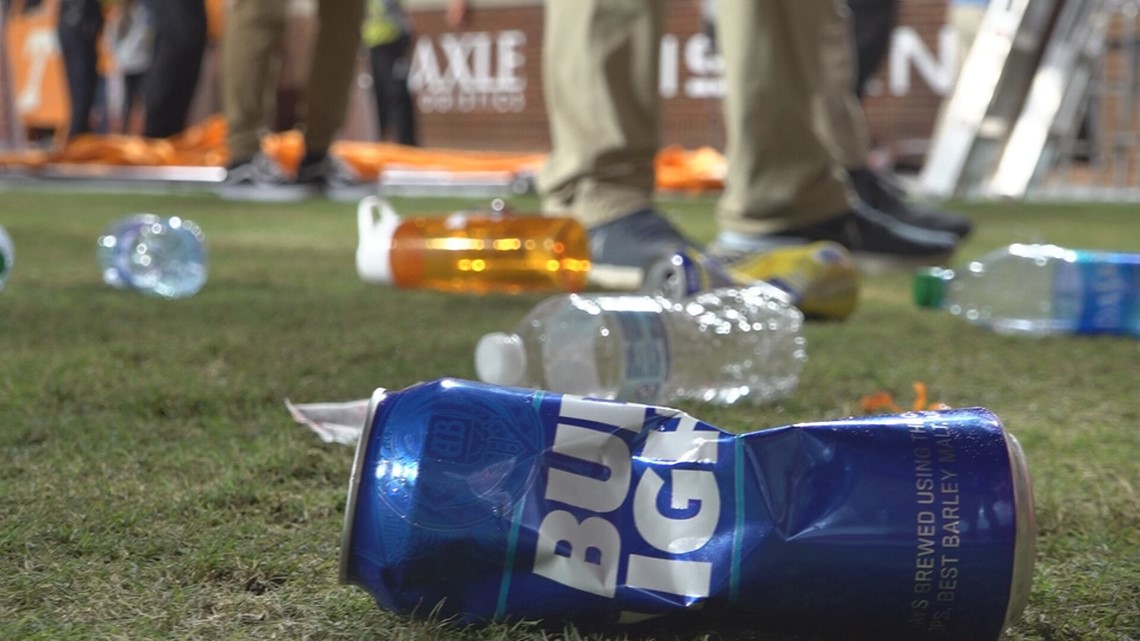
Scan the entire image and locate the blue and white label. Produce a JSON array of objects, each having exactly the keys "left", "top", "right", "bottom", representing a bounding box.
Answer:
[
  {"left": 1058, "top": 252, "right": 1140, "bottom": 334},
  {"left": 612, "top": 311, "right": 671, "bottom": 403},
  {"left": 528, "top": 395, "right": 728, "bottom": 616}
]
